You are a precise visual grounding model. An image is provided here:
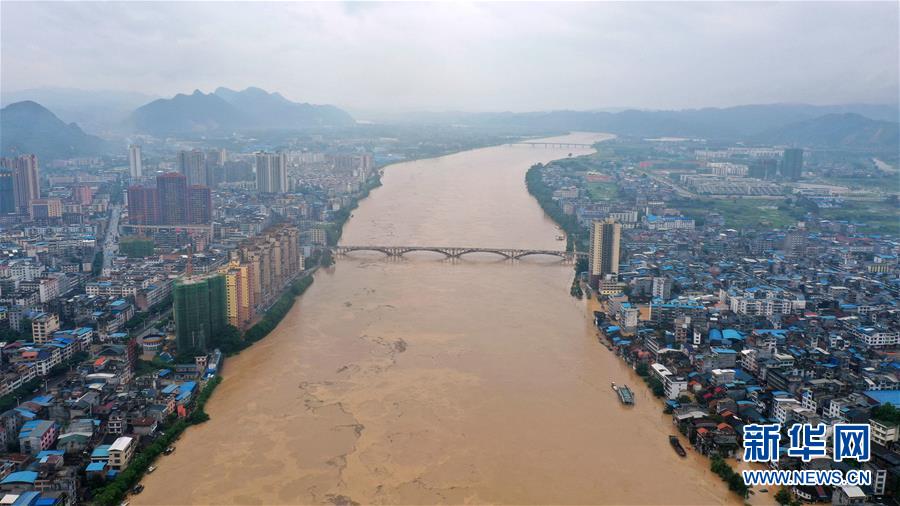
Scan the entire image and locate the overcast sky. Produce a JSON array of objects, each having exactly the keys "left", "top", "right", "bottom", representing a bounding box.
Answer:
[{"left": 2, "top": 1, "right": 898, "bottom": 112}]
